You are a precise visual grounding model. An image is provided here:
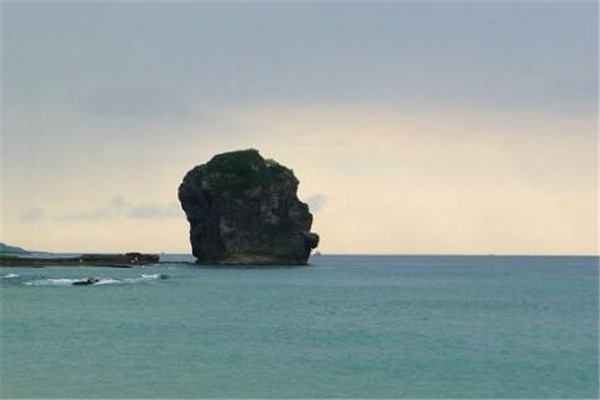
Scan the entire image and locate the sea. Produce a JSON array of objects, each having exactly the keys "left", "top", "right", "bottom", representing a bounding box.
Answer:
[{"left": 0, "top": 255, "right": 598, "bottom": 398}]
